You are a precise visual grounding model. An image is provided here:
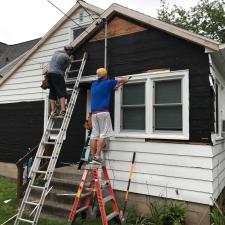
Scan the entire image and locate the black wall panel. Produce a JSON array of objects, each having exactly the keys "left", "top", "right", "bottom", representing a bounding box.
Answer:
[
  {"left": 74, "top": 25, "right": 211, "bottom": 142},
  {"left": 0, "top": 101, "right": 44, "bottom": 163}
]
